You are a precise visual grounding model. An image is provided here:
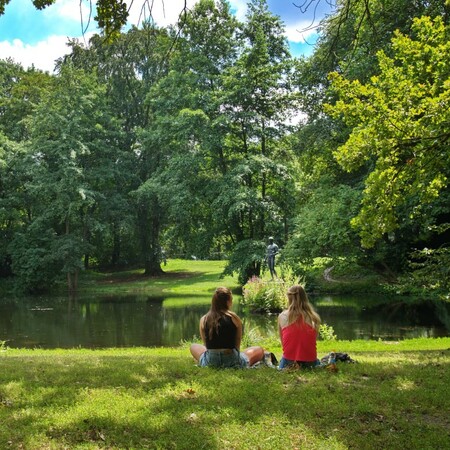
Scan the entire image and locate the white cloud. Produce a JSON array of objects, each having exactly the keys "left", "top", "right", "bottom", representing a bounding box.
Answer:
[
  {"left": 228, "top": 0, "right": 248, "bottom": 21},
  {"left": 285, "top": 21, "right": 319, "bottom": 44},
  {"left": 0, "top": 36, "right": 74, "bottom": 73},
  {"left": 43, "top": 0, "right": 92, "bottom": 21},
  {"left": 0, "top": 1, "right": 201, "bottom": 73}
]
